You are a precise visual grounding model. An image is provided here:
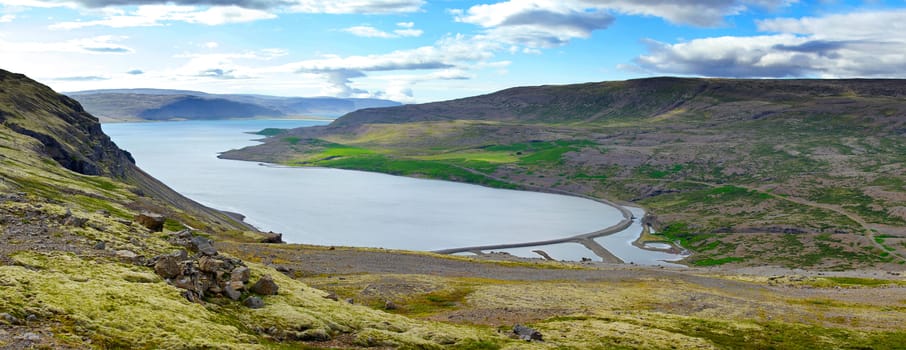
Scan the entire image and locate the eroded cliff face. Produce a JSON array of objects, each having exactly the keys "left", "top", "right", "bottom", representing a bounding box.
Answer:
[
  {"left": 0, "top": 69, "right": 250, "bottom": 232},
  {"left": 0, "top": 70, "right": 135, "bottom": 178}
]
